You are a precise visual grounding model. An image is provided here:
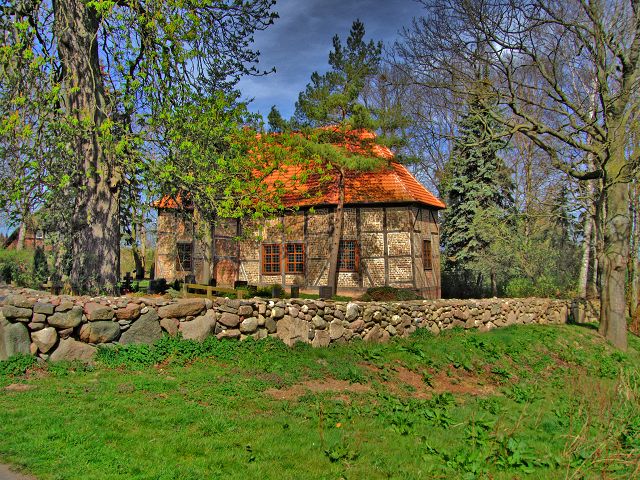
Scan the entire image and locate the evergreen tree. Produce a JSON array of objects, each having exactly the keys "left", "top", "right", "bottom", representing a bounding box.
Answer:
[
  {"left": 294, "top": 19, "right": 382, "bottom": 128},
  {"left": 267, "top": 106, "right": 288, "bottom": 133},
  {"left": 441, "top": 83, "right": 513, "bottom": 297}
]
